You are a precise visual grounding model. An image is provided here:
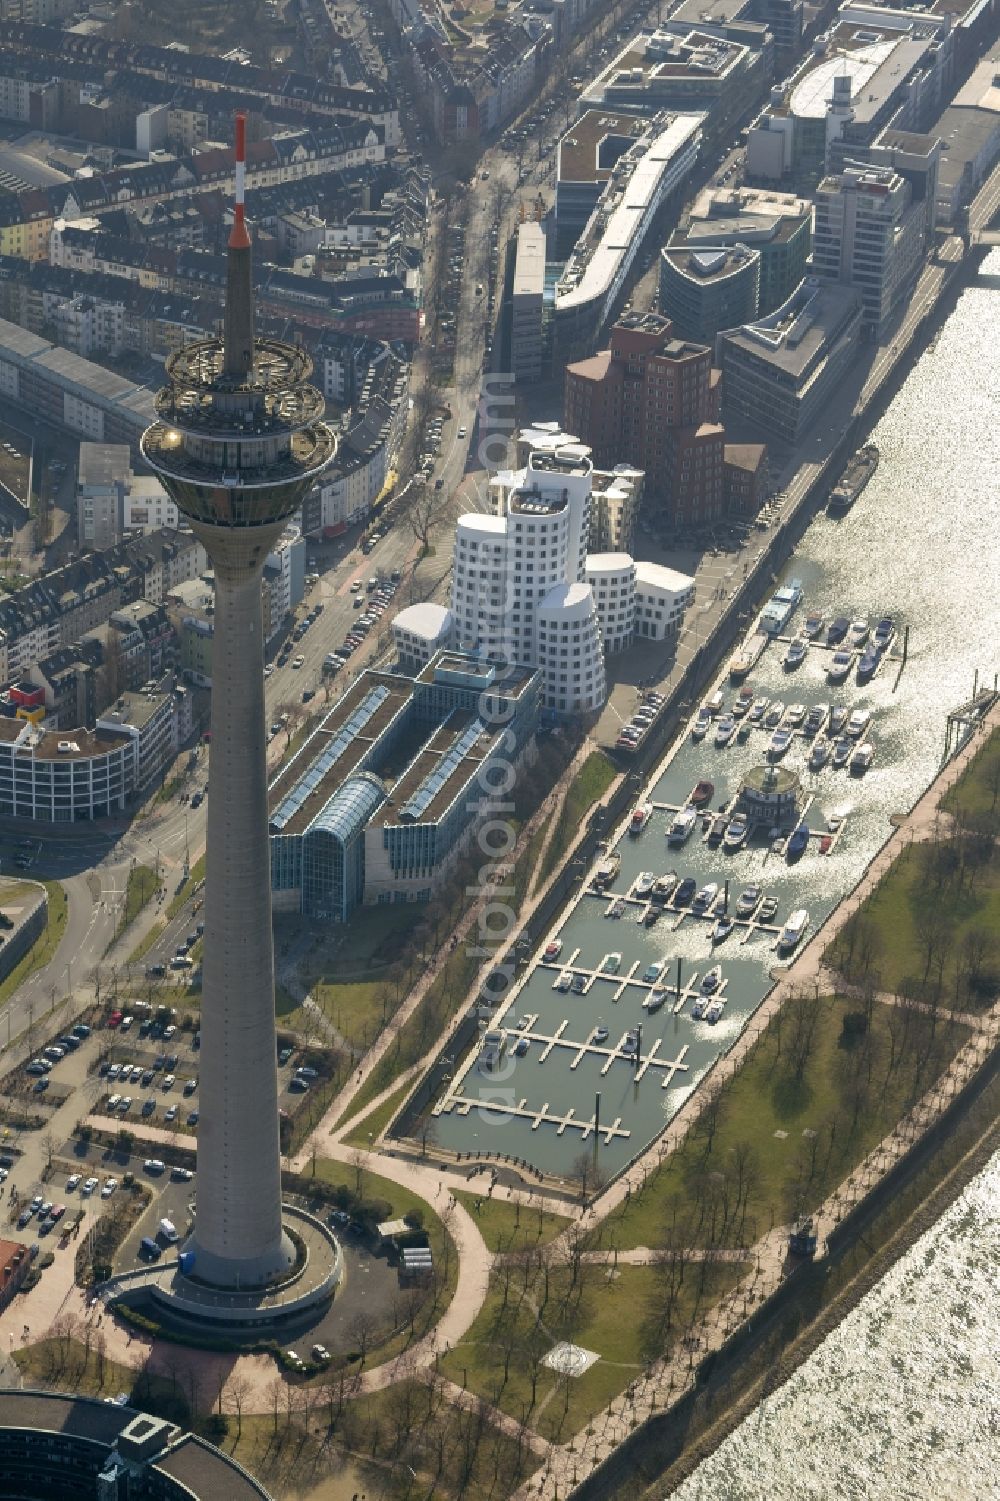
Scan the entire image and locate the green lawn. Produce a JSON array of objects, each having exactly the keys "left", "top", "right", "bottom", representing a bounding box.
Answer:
[
  {"left": 341, "top": 1076, "right": 415, "bottom": 1147},
  {"left": 588, "top": 993, "right": 969, "bottom": 1254},
  {"left": 0, "top": 879, "right": 67, "bottom": 1006},
  {"left": 941, "top": 726, "right": 1000, "bottom": 824},
  {"left": 452, "top": 1190, "right": 570, "bottom": 1253},
  {"left": 825, "top": 840, "right": 1000, "bottom": 1010},
  {"left": 166, "top": 855, "right": 205, "bottom": 919},
  {"left": 120, "top": 864, "right": 158, "bottom": 933},
  {"left": 540, "top": 750, "right": 617, "bottom": 884},
  {"left": 439, "top": 1259, "right": 745, "bottom": 1441}
]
